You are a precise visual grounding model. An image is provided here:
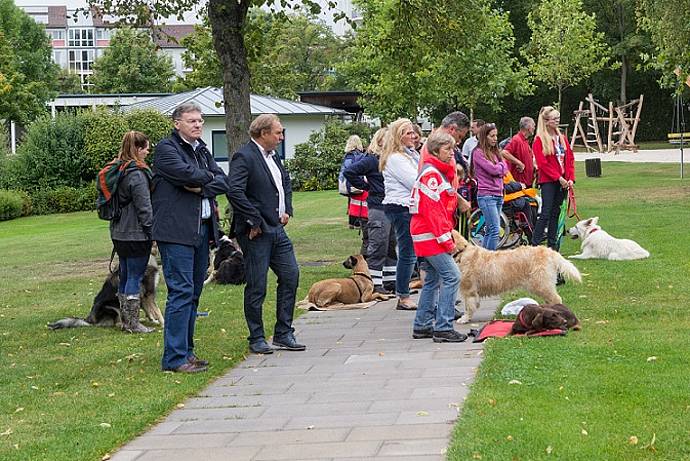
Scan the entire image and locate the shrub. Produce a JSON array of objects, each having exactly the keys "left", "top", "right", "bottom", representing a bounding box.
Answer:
[
  {"left": 81, "top": 108, "right": 130, "bottom": 176},
  {"left": 14, "top": 190, "right": 32, "bottom": 216},
  {"left": 125, "top": 108, "right": 173, "bottom": 158},
  {"left": 287, "top": 118, "right": 374, "bottom": 191},
  {"left": 30, "top": 184, "right": 97, "bottom": 215},
  {"left": 0, "top": 189, "right": 23, "bottom": 221},
  {"left": 12, "top": 113, "right": 89, "bottom": 191}
]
